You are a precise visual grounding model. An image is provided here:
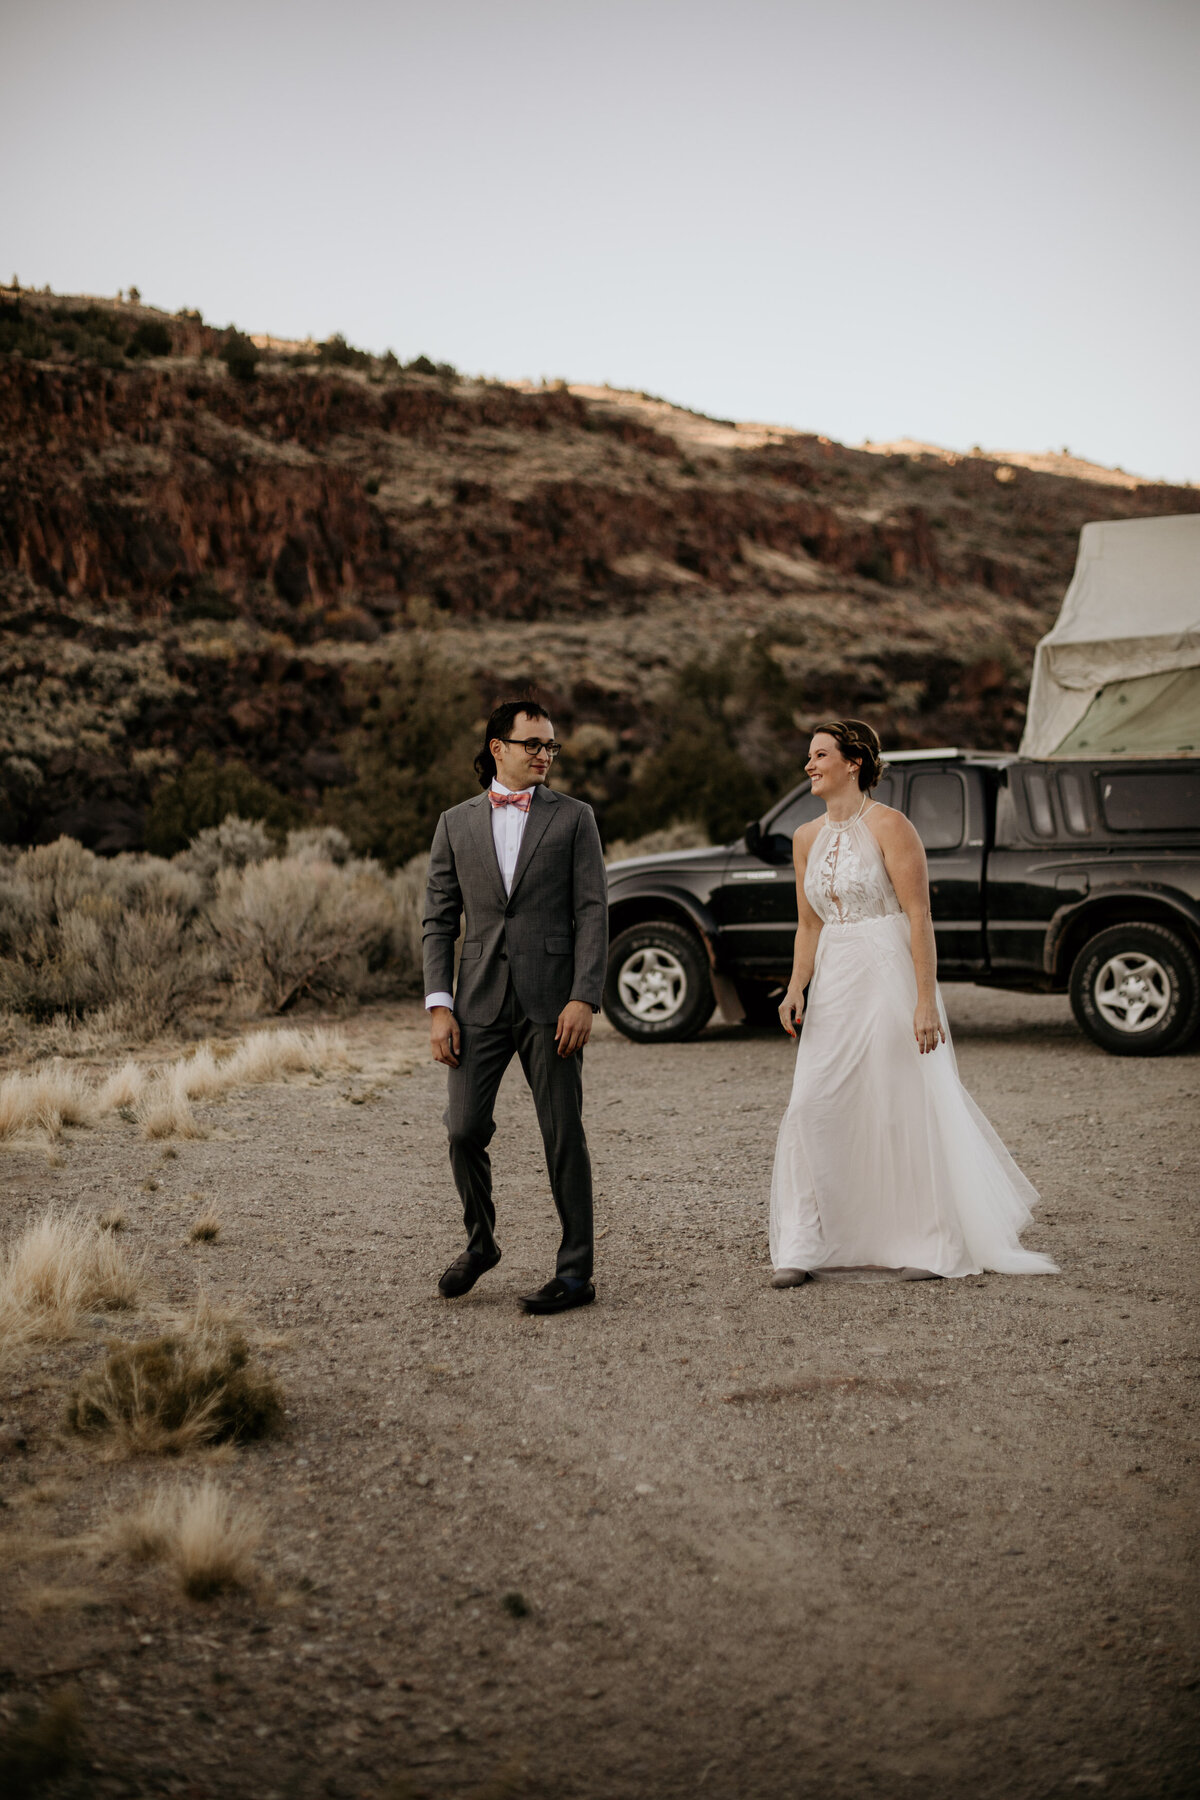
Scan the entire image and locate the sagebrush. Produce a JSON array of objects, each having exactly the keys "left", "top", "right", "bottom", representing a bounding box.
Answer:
[{"left": 0, "top": 828, "right": 426, "bottom": 1041}]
